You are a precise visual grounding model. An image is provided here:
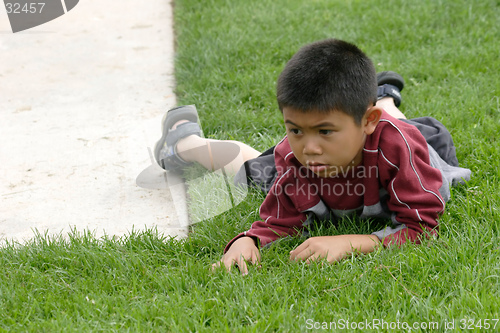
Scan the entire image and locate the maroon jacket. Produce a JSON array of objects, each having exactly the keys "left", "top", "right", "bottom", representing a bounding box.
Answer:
[{"left": 225, "top": 112, "right": 445, "bottom": 252}]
